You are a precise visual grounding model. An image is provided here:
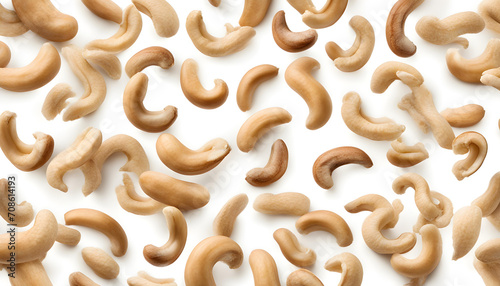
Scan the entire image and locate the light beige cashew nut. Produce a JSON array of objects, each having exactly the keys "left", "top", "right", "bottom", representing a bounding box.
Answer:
[
  {"left": 272, "top": 10, "right": 318, "bottom": 53},
  {"left": 0, "top": 178, "right": 34, "bottom": 227},
  {"left": 287, "top": 0, "right": 348, "bottom": 29},
  {"left": 487, "top": 204, "right": 500, "bottom": 231},
  {"left": 144, "top": 206, "right": 187, "bottom": 266},
  {"left": 387, "top": 137, "right": 429, "bottom": 168},
  {"left": 295, "top": 210, "right": 353, "bottom": 247},
  {"left": 9, "top": 260, "right": 52, "bottom": 286},
  {"left": 0, "top": 3, "right": 28, "bottom": 37},
  {"left": 81, "top": 0, "right": 122, "bottom": 23},
  {"left": 56, "top": 224, "right": 81, "bottom": 246},
  {"left": 474, "top": 258, "right": 500, "bottom": 286},
  {"left": 0, "top": 41, "right": 10, "bottom": 67},
  {"left": 324, "top": 252, "right": 363, "bottom": 286},
  {"left": 326, "top": 16, "right": 375, "bottom": 72},
  {"left": 476, "top": 238, "right": 500, "bottom": 263},
  {"left": 132, "top": 0, "right": 179, "bottom": 38},
  {"left": 184, "top": 236, "right": 243, "bottom": 286},
  {"left": 274, "top": 228, "right": 316, "bottom": 267},
  {"left": 69, "top": 271, "right": 100, "bottom": 286},
  {"left": 116, "top": 174, "right": 165, "bottom": 215},
  {"left": 125, "top": 46, "right": 174, "bottom": 78},
  {"left": 472, "top": 172, "right": 500, "bottom": 217},
  {"left": 246, "top": 139, "right": 288, "bottom": 187},
  {"left": 249, "top": 249, "right": 281, "bottom": 286},
  {"left": 441, "top": 104, "right": 485, "bottom": 128},
  {"left": 83, "top": 49, "right": 122, "bottom": 80},
  {"left": 82, "top": 247, "right": 120, "bottom": 279},
  {"left": 186, "top": 10, "right": 256, "bottom": 57},
  {"left": 237, "top": 64, "right": 279, "bottom": 111},
  {"left": 452, "top": 205, "right": 482, "bottom": 260},
  {"left": 285, "top": 57, "right": 332, "bottom": 130},
  {"left": 370, "top": 61, "right": 423, "bottom": 93},
  {"left": 413, "top": 191, "right": 453, "bottom": 233},
  {"left": 481, "top": 67, "right": 500, "bottom": 90},
  {"left": 253, "top": 192, "right": 310, "bottom": 216},
  {"left": 213, "top": 193, "right": 248, "bottom": 237},
  {"left": 287, "top": 269, "right": 323, "bottom": 286},
  {"left": 386, "top": 0, "right": 424, "bottom": 57},
  {"left": 479, "top": 0, "right": 500, "bottom": 33},
  {"left": 452, "top": 131, "right": 487, "bottom": 180},
  {"left": 239, "top": 0, "right": 272, "bottom": 27},
  {"left": 42, "top": 84, "right": 76, "bottom": 120},
  {"left": 127, "top": 271, "right": 177, "bottom": 286}
]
